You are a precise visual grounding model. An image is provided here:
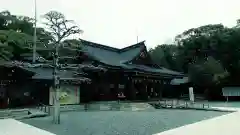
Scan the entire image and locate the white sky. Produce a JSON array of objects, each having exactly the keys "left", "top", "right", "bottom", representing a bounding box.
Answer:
[{"left": 0, "top": 0, "right": 240, "bottom": 49}]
